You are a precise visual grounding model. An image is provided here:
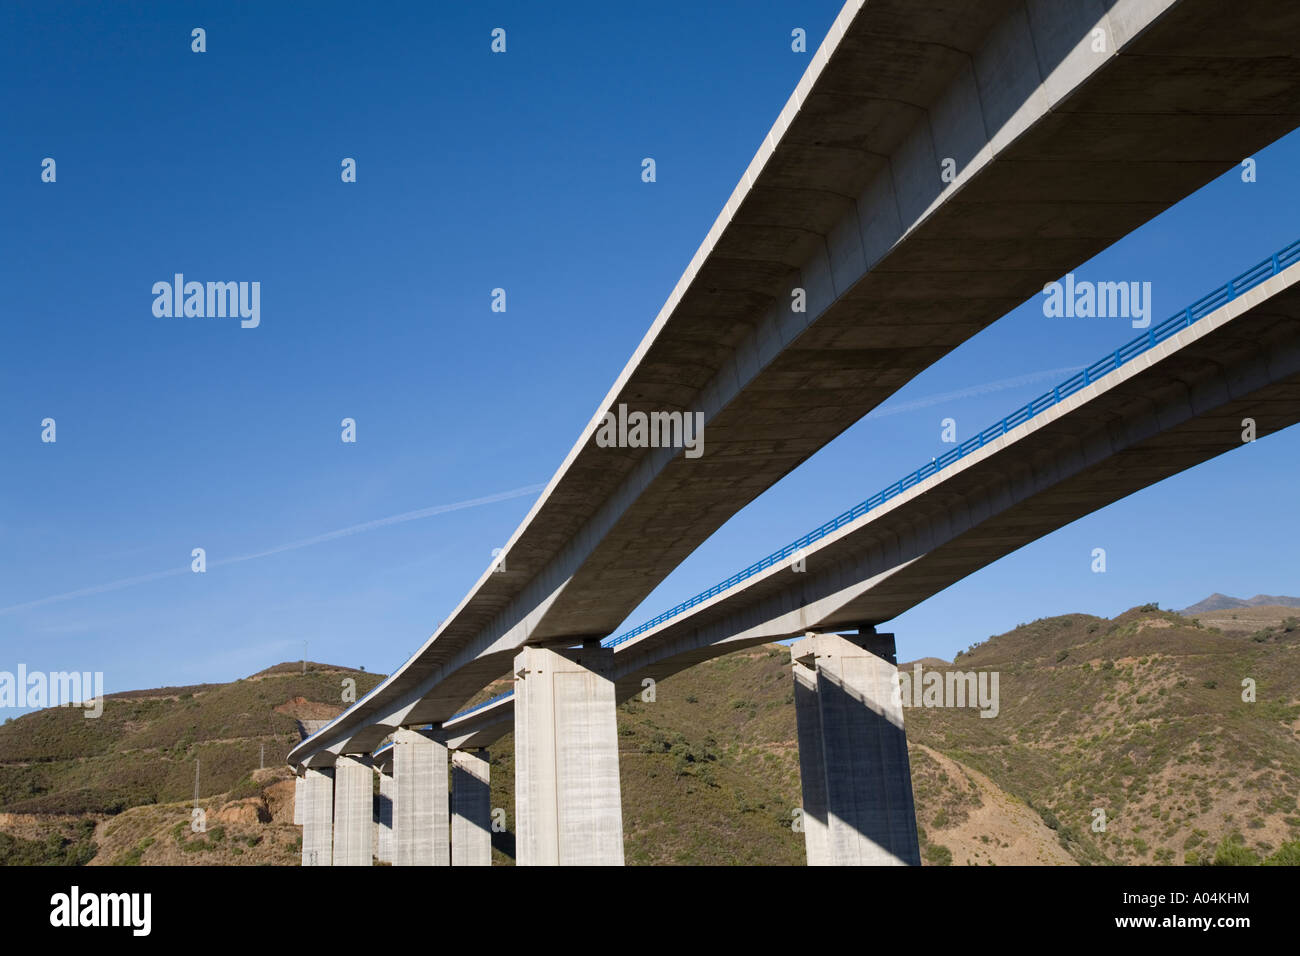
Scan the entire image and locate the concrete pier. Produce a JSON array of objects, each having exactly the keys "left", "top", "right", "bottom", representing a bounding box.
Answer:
[
  {"left": 375, "top": 766, "right": 394, "bottom": 864},
  {"left": 514, "top": 644, "right": 624, "bottom": 865},
  {"left": 332, "top": 754, "right": 374, "bottom": 866},
  {"left": 300, "top": 767, "right": 334, "bottom": 867},
  {"left": 792, "top": 660, "right": 830, "bottom": 864},
  {"left": 790, "top": 631, "right": 920, "bottom": 866},
  {"left": 393, "top": 727, "right": 449, "bottom": 866},
  {"left": 450, "top": 749, "right": 492, "bottom": 866},
  {"left": 293, "top": 773, "right": 304, "bottom": 826}
]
